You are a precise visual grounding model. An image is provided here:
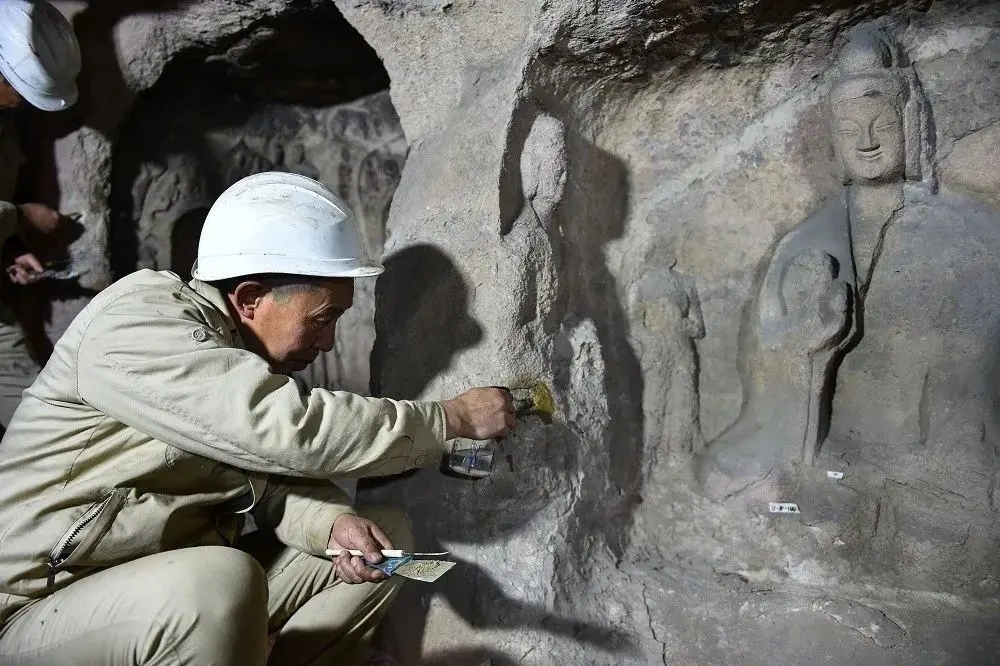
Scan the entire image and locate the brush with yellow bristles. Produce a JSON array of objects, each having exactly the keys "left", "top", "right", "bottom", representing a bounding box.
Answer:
[
  {"left": 440, "top": 380, "right": 555, "bottom": 480},
  {"left": 509, "top": 380, "right": 555, "bottom": 424}
]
